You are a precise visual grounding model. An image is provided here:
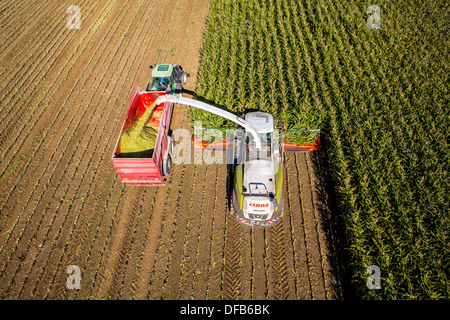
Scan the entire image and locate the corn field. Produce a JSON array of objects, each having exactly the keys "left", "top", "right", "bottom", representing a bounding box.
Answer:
[{"left": 194, "top": 0, "right": 449, "bottom": 299}]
